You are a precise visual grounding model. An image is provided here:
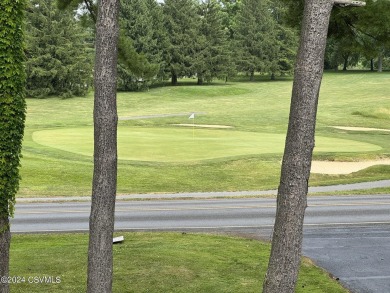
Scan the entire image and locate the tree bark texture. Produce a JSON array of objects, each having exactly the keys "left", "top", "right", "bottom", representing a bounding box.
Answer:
[
  {"left": 0, "top": 217, "right": 10, "bottom": 293},
  {"left": 87, "top": 1, "right": 120, "bottom": 292},
  {"left": 262, "top": 1, "right": 333, "bottom": 292}
]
